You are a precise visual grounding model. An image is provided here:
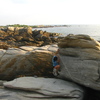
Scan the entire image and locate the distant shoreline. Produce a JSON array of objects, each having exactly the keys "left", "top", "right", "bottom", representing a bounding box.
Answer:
[{"left": 0, "top": 24, "right": 70, "bottom": 28}]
